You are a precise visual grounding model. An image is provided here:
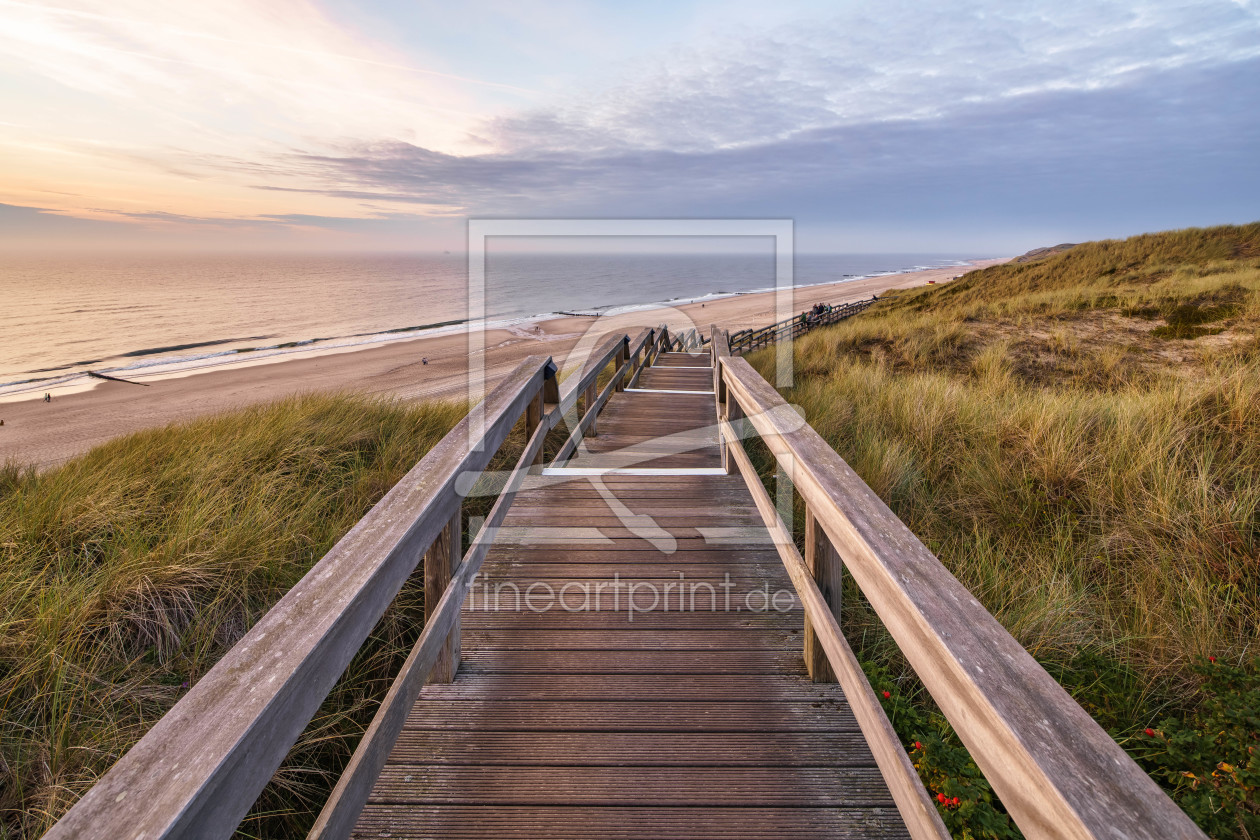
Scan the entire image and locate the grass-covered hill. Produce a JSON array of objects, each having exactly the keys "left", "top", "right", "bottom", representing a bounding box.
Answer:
[
  {"left": 0, "top": 395, "right": 465, "bottom": 838},
  {"left": 750, "top": 222, "right": 1260, "bottom": 839}
]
